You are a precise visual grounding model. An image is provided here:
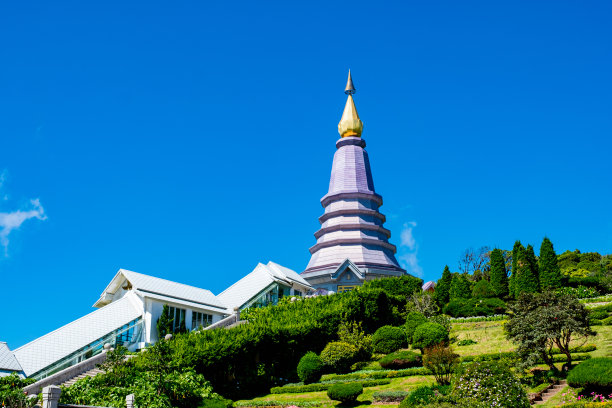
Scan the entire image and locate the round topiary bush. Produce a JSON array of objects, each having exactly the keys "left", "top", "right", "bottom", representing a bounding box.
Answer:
[
  {"left": 372, "top": 325, "right": 407, "bottom": 354},
  {"left": 379, "top": 350, "right": 422, "bottom": 369},
  {"left": 567, "top": 357, "right": 612, "bottom": 392},
  {"left": 297, "top": 351, "right": 323, "bottom": 384},
  {"left": 411, "top": 322, "right": 449, "bottom": 351},
  {"left": 451, "top": 361, "right": 530, "bottom": 408},
  {"left": 404, "top": 312, "right": 428, "bottom": 343},
  {"left": 320, "top": 341, "right": 359, "bottom": 374},
  {"left": 327, "top": 382, "right": 363, "bottom": 403}
]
